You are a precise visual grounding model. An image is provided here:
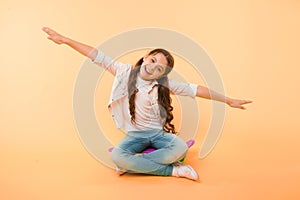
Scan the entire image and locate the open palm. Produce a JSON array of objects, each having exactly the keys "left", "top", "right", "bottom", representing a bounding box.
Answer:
[
  {"left": 227, "top": 99, "right": 252, "bottom": 110},
  {"left": 42, "top": 27, "right": 66, "bottom": 45}
]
